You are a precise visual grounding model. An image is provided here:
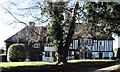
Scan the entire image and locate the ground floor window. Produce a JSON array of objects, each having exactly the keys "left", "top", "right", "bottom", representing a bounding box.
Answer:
[
  {"left": 45, "top": 51, "right": 50, "bottom": 57},
  {"left": 45, "top": 51, "right": 55, "bottom": 57},
  {"left": 32, "top": 43, "right": 40, "bottom": 48},
  {"left": 68, "top": 51, "right": 74, "bottom": 56}
]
